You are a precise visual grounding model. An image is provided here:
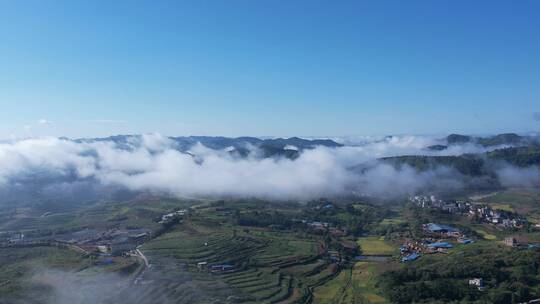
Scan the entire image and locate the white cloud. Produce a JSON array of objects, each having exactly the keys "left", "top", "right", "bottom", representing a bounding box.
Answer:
[
  {"left": 283, "top": 145, "right": 298, "bottom": 151},
  {"left": 0, "top": 134, "right": 535, "bottom": 200},
  {"left": 38, "top": 118, "right": 53, "bottom": 125},
  {"left": 496, "top": 165, "right": 540, "bottom": 188},
  {"left": 87, "top": 119, "right": 127, "bottom": 124}
]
